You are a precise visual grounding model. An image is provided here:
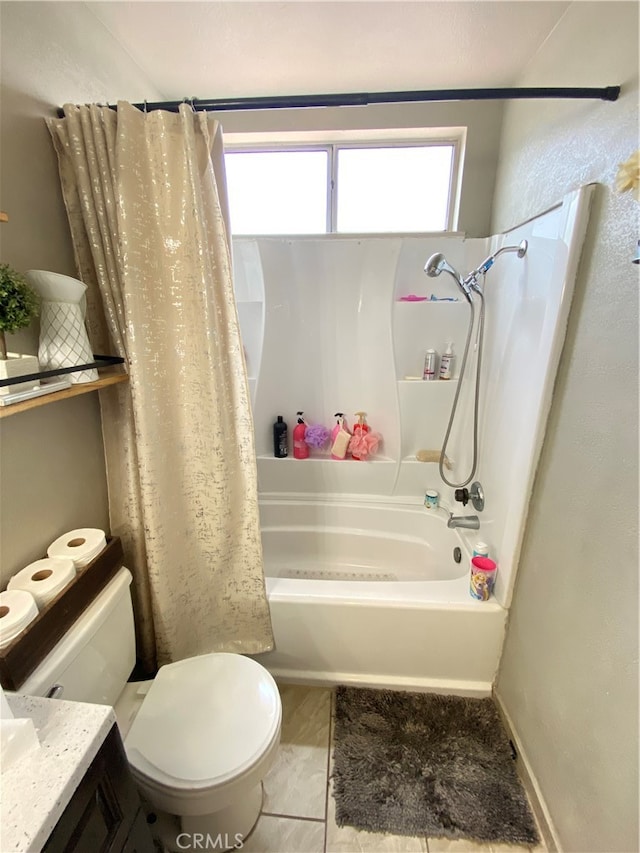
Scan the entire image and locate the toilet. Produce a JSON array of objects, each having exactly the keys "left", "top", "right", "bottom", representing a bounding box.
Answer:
[{"left": 18, "top": 568, "right": 282, "bottom": 851}]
